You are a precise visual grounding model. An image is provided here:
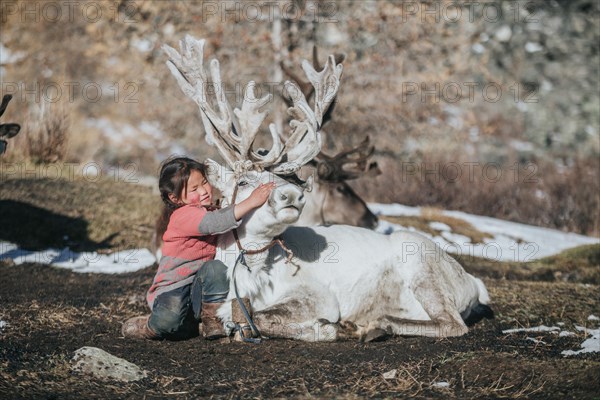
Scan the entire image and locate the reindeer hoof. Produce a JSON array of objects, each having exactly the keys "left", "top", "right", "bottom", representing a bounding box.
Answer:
[{"left": 364, "top": 328, "right": 389, "bottom": 343}]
